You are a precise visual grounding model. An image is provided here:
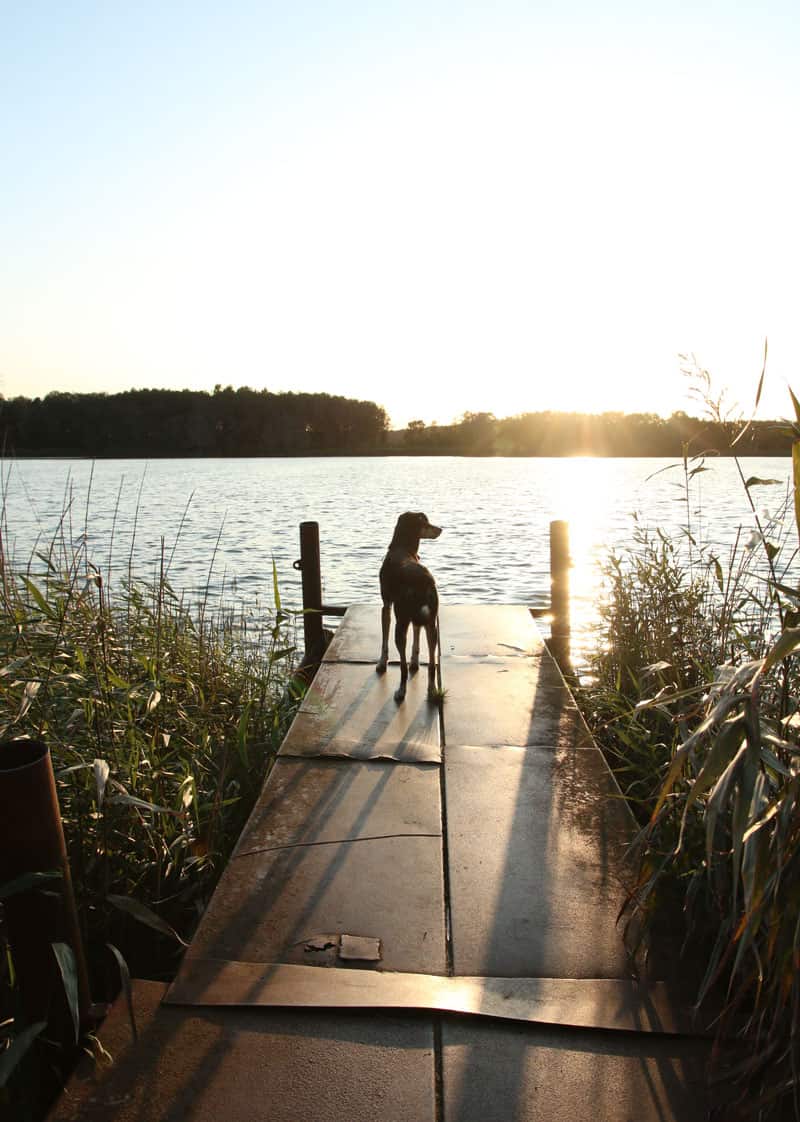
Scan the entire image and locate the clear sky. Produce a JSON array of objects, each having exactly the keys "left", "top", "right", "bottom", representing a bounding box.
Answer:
[{"left": 2, "top": 0, "right": 799, "bottom": 429}]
